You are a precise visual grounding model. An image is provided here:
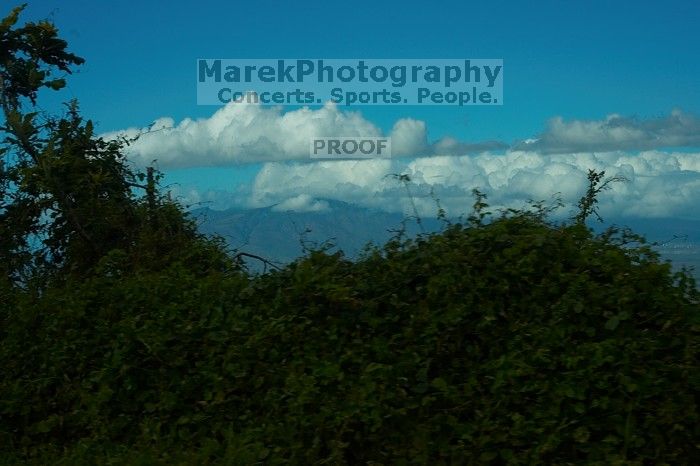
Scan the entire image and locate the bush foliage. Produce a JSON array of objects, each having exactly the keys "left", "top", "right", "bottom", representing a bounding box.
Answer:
[{"left": 2, "top": 209, "right": 699, "bottom": 464}]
